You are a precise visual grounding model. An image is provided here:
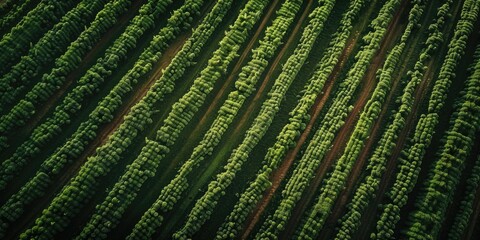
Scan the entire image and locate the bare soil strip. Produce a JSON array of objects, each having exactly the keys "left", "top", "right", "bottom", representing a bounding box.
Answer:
[
  {"left": 316, "top": 2, "right": 439, "bottom": 239},
  {"left": 136, "top": 0, "right": 293, "bottom": 236},
  {"left": 317, "top": 17, "right": 416, "bottom": 240},
  {"left": 354, "top": 60, "right": 434, "bottom": 240},
  {"left": 464, "top": 183, "right": 480, "bottom": 240},
  {"left": 152, "top": 0, "right": 282, "bottom": 183},
  {"left": 153, "top": 0, "right": 316, "bottom": 235},
  {"left": 240, "top": 6, "right": 360, "bottom": 240},
  {"left": 238, "top": 1, "right": 401, "bottom": 238},
  {"left": 264, "top": 1, "right": 409, "bottom": 239},
  {"left": 354, "top": 1, "right": 465, "bottom": 238},
  {"left": 231, "top": 0, "right": 325, "bottom": 238}
]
